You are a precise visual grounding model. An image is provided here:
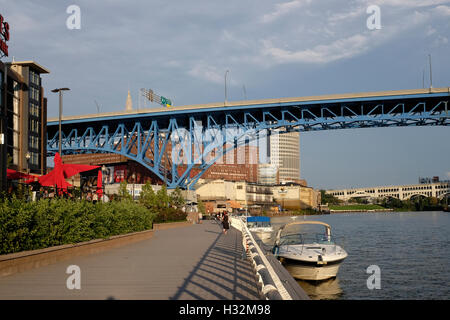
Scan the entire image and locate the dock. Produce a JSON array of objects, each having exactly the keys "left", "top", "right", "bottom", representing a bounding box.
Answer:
[
  {"left": 0, "top": 218, "right": 308, "bottom": 300},
  {"left": 0, "top": 220, "right": 260, "bottom": 300}
]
